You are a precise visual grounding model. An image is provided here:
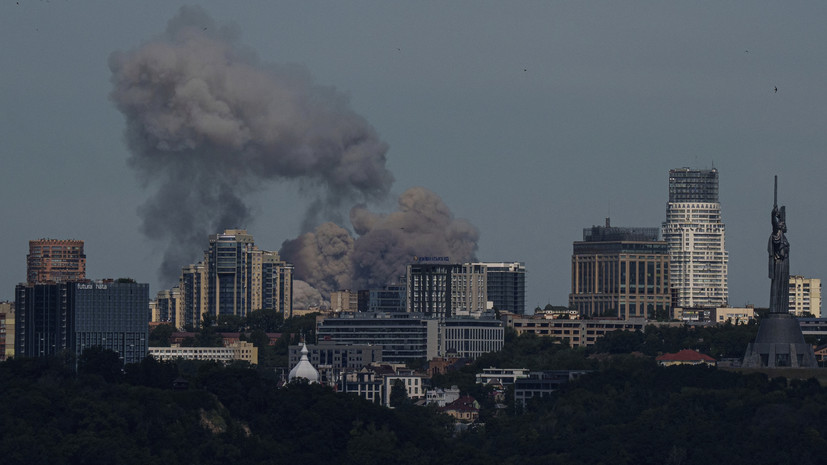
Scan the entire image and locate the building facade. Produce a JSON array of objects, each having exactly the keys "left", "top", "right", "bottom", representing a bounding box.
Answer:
[
  {"left": 154, "top": 287, "right": 182, "bottom": 327},
  {"left": 476, "top": 262, "right": 526, "bottom": 314},
  {"left": 504, "top": 314, "right": 648, "bottom": 347},
  {"left": 406, "top": 263, "right": 488, "bottom": 317},
  {"left": 0, "top": 302, "right": 14, "bottom": 361},
  {"left": 514, "top": 371, "right": 589, "bottom": 407},
  {"left": 154, "top": 230, "right": 293, "bottom": 329},
  {"left": 789, "top": 276, "right": 822, "bottom": 317},
  {"left": 662, "top": 168, "right": 729, "bottom": 308},
  {"left": 15, "top": 280, "right": 149, "bottom": 365},
  {"left": 207, "top": 229, "right": 256, "bottom": 317},
  {"left": 440, "top": 318, "right": 505, "bottom": 358},
  {"left": 475, "top": 367, "right": 530, "bottom": 385},
  {"left": 330, "top": 290, "right": 360, "bottom": 313},
  {"left": 148, "top": 341, "right": 257, "bottom": 365},
  {"left": 316, "top": 312, "right": 440, "bottom": 362},
  {"left": 288, "top": 341, "right": 384, "bottom": 372},
  {"left": 26, "top": 239, "right": 86, "bottom": 284},
  {"left": 711, "top": 307, "right": 756, "bottom": 325},
  {"left": 316, "top": 312, "right": 505, "bottom": 362},
  {"left": 179, "top": 263, "right": 207, "bottom": 329},
  {"left": 260, "top": 251, "right": 293, "bottom": 317},
  {"left": 364, "top": 283, "right": 407, "bottom": 313},
  {"left": 569, "top": 219, "right": 670, "bottom": 319}
]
